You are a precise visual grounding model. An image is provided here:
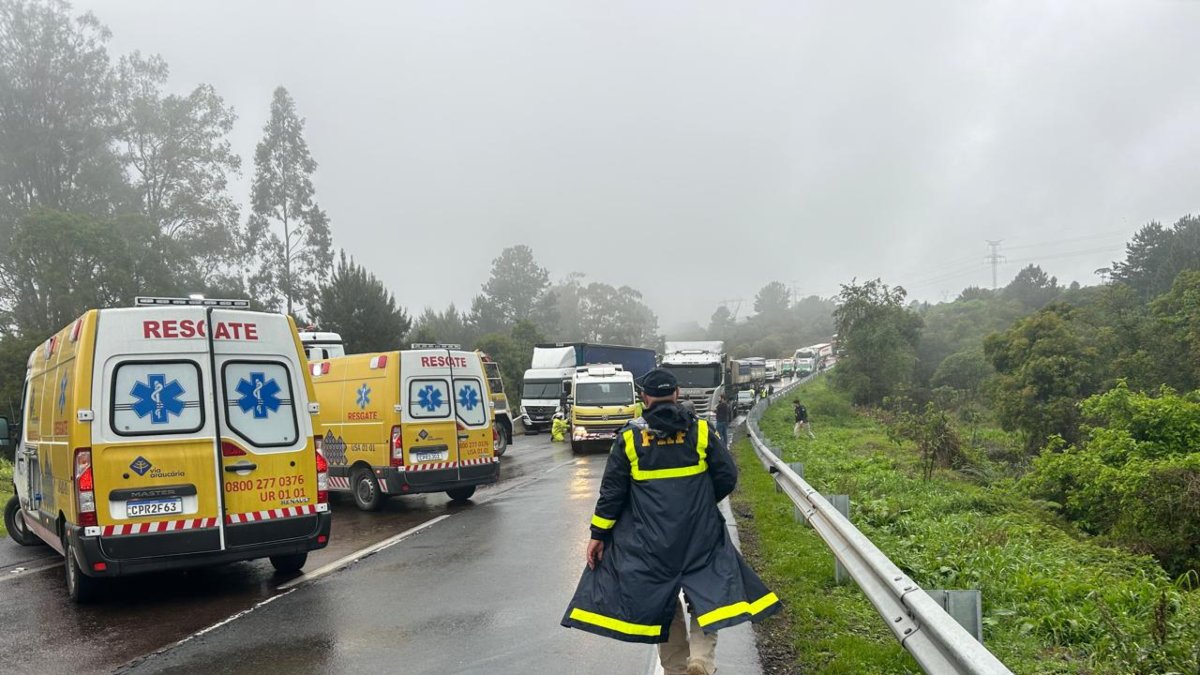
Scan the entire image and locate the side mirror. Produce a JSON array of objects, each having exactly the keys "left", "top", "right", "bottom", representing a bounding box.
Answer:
[{"left": 0, "top": 416, "right": 9, "bottom": 445}]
